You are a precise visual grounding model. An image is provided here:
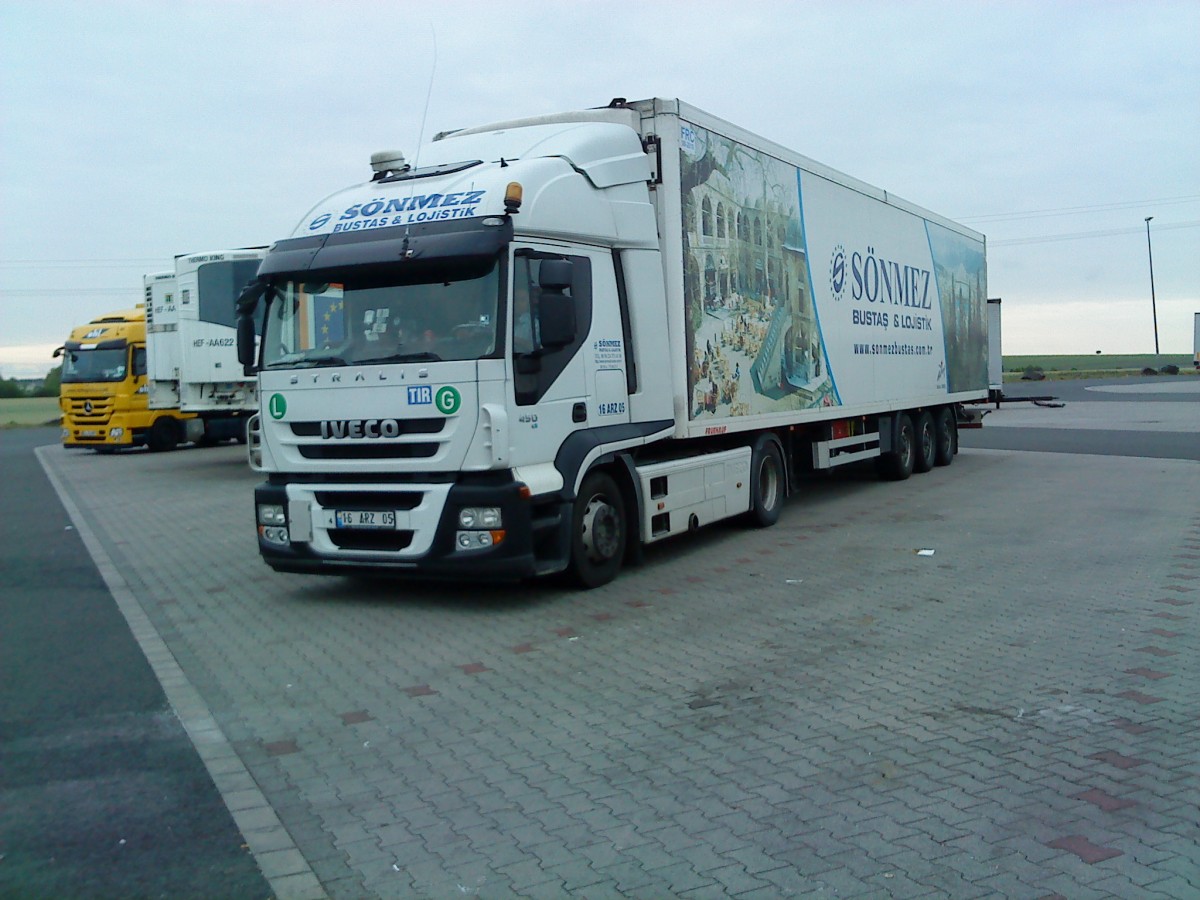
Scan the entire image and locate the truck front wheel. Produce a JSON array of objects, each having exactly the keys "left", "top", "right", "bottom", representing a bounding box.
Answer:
[
  {"left": 569, "top": 471, "right": 626, "bottom": 589},
  {"left": 148, "top": 417, "right": 180, "bottom": 453}
]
